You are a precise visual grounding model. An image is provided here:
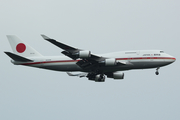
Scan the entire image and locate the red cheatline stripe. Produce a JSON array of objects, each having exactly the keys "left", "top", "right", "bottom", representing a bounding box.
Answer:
[
  {"left": 22, "top": 60, "right": 79, "bottom": 65},
  {"left": 22, "top": 57, "right": 175, "bottom": 65},
  {"left": 116, "top": 57, "right": 176, "bottom": 60}
]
